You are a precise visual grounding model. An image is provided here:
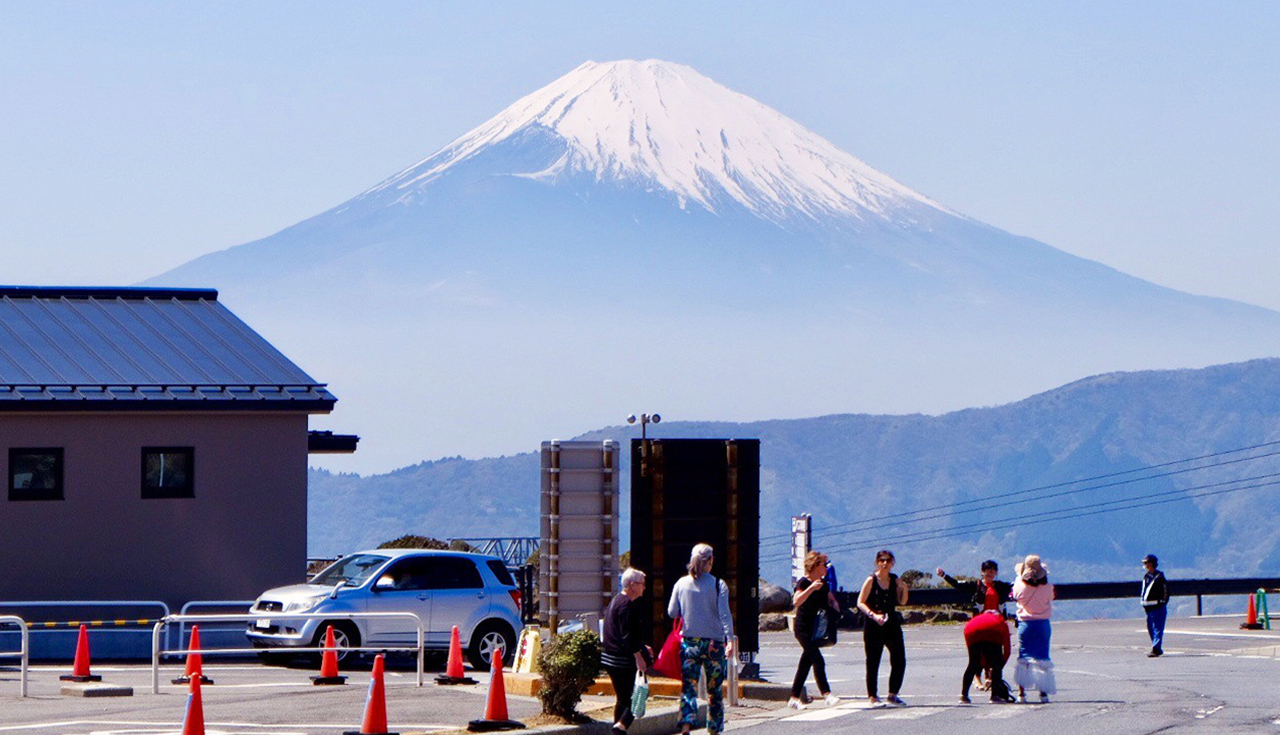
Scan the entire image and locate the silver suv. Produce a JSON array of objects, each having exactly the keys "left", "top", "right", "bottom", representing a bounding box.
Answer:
[{"left": 246, "top": 549, "right": 523, "bottom": 669}]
